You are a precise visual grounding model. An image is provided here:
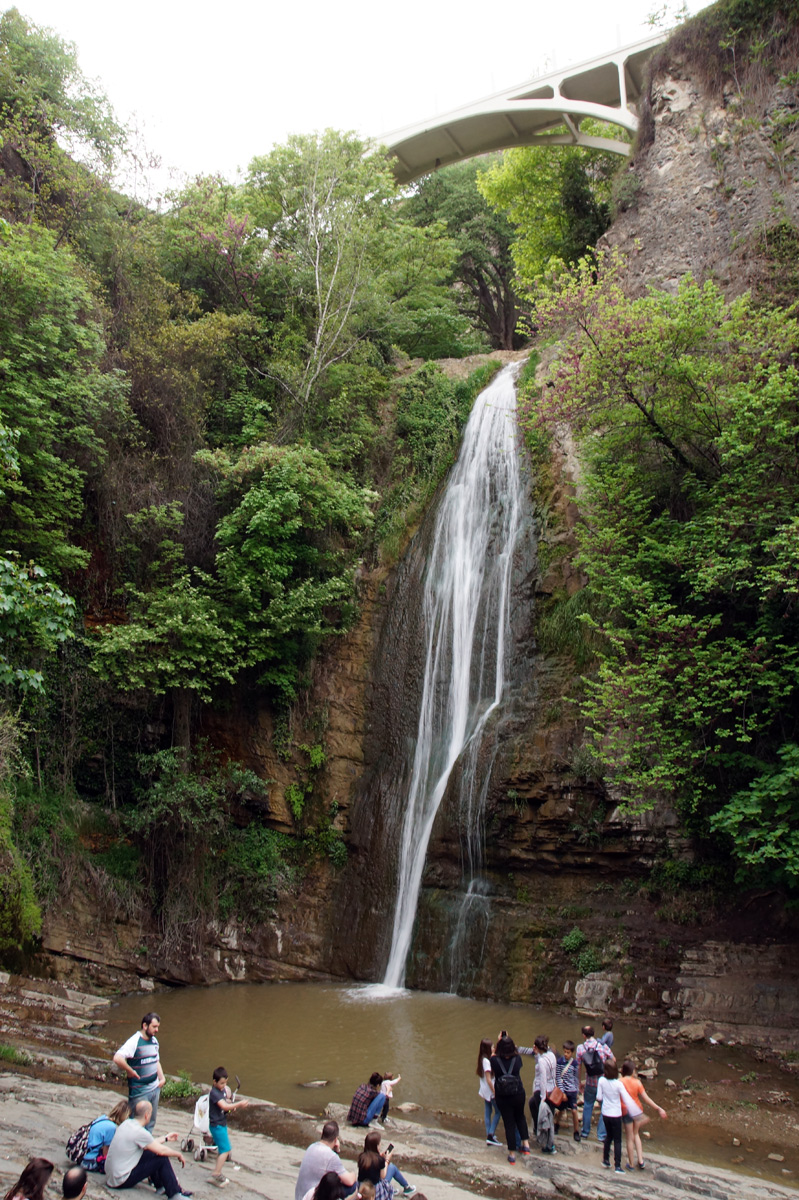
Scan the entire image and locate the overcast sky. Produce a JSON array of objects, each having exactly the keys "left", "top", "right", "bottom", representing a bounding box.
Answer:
[{"left": 14, "top": 0, "right": 709, "bottom": 192}]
